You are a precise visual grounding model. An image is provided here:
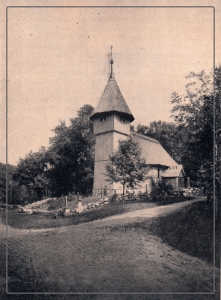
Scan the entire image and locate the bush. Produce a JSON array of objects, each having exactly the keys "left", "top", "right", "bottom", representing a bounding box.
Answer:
[
  {"left": 47, "top": 197, "right": 65, "bottom": 211},
  {"left": 150, "top": 180, "right": 174, "bottom": 202},
  {"left": 109, "top": 193, "right": 119, "bottom": 203}
]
